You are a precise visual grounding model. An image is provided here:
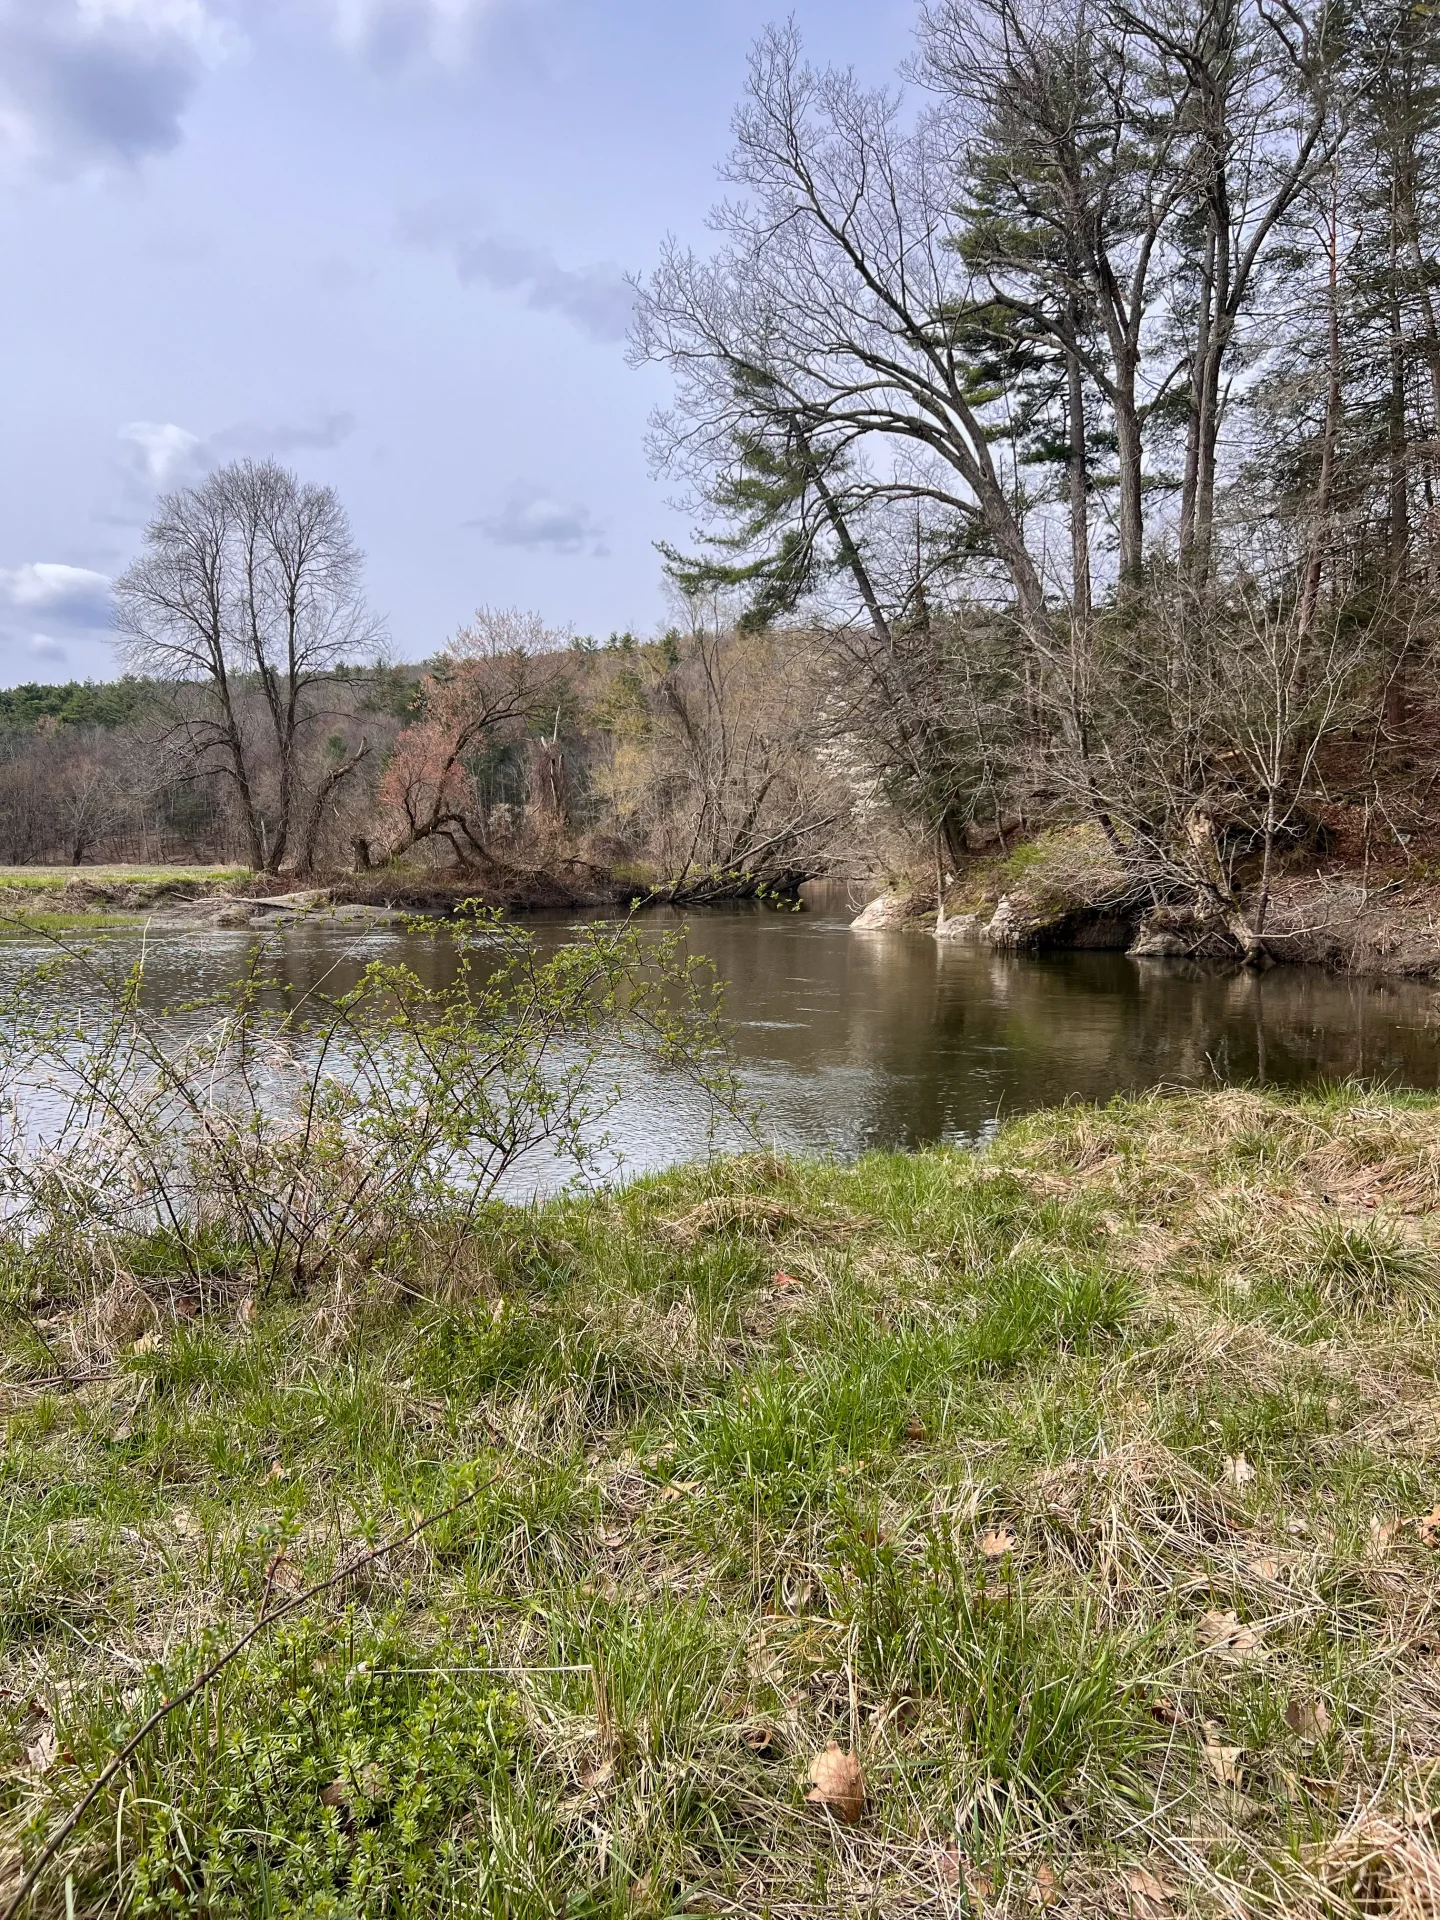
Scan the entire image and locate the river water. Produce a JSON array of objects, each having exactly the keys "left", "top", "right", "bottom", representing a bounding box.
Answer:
[{"left": 4, "top": 884, "right": 1438, "bottom": 1187}]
